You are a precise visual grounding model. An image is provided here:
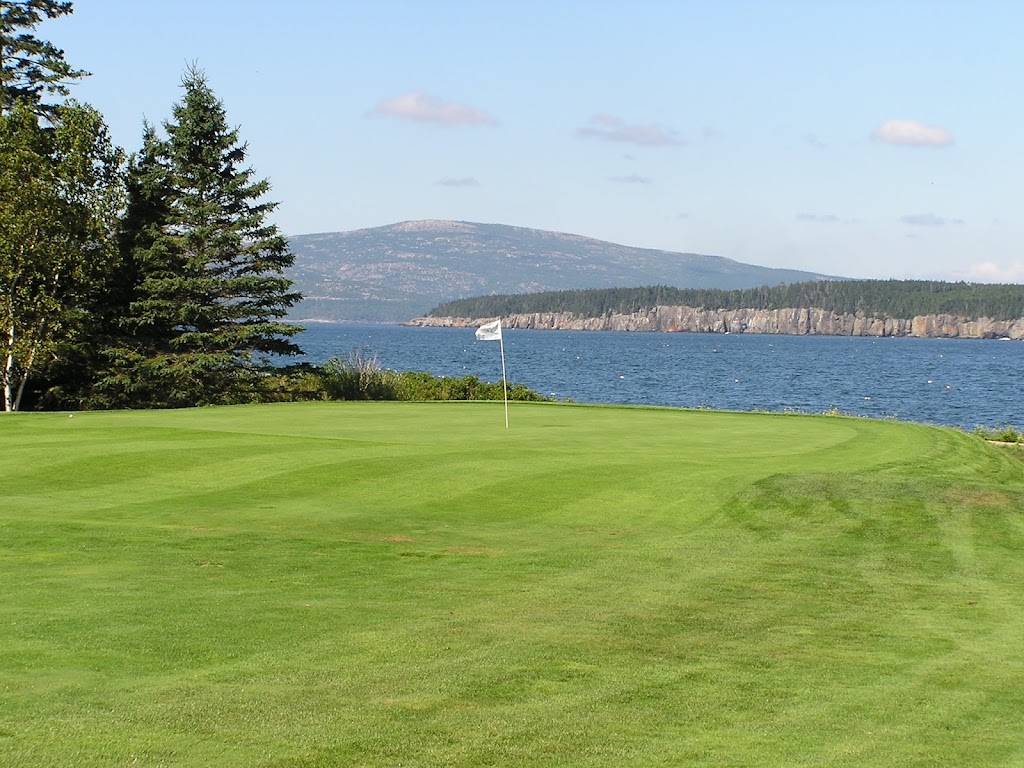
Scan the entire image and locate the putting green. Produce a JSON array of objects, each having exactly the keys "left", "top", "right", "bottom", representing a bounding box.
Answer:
[{"left": 3, "top": 402, "right": 1023, "bottom": 766}]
